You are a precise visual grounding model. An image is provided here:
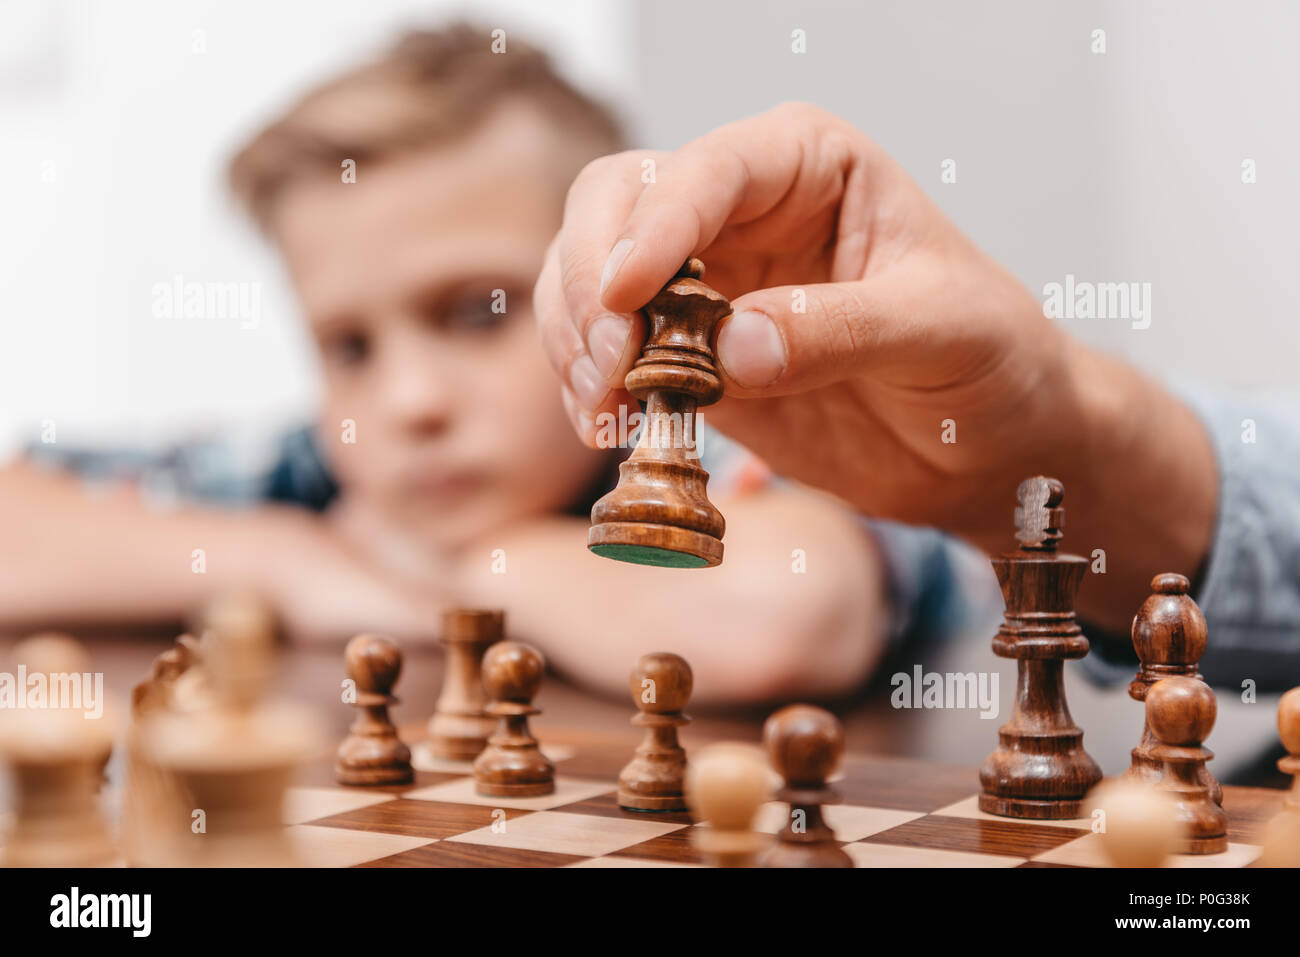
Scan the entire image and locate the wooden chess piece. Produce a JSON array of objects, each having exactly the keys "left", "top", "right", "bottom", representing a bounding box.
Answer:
[
  {"left": 142, "top": 593, "right": 323, "bottom": 867},
  {"left": 685, "top": 743, "right": 771, "bottom": 867},
  {"left": 978, "top": 476, "right": 1102, "bottom": 819},
  {"left": 1258, "top": 686, "right": 1300, "bottom": 866},
  {"left": 1123, "top": 573, "right": 1222, "bottom": 804},
  {"left": 588, "top": 258, "right": 728, "bottom": 568},
  {"left": 123, "top": 634, "right": 205, "bottom": 866},
  {"left": 618, "top": 652, "right": 692, "bottom": 811},
  {"left": 0, "top": 636, "right": 116, "bottom": 867},
  {"left": 1088, "top": 779, "right": 1184, "bottom": 868},
  {"left": 1147, "top": 676, "right": 1228, "bottom": 854},
  {"left": 473, "top": 641, "right": 554, "bottom": 796},
  {"left": 336, "top": 634, "right": 413, "bottom": 786},
  {"left": 760, "top": 704, "right": 853, "bottom": 868},
  {"left": 427, "top": 609, "right": 503, "bottom": 760},
  {"left": 11, "top": 632, "right": 112, "bottom": 789}
]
